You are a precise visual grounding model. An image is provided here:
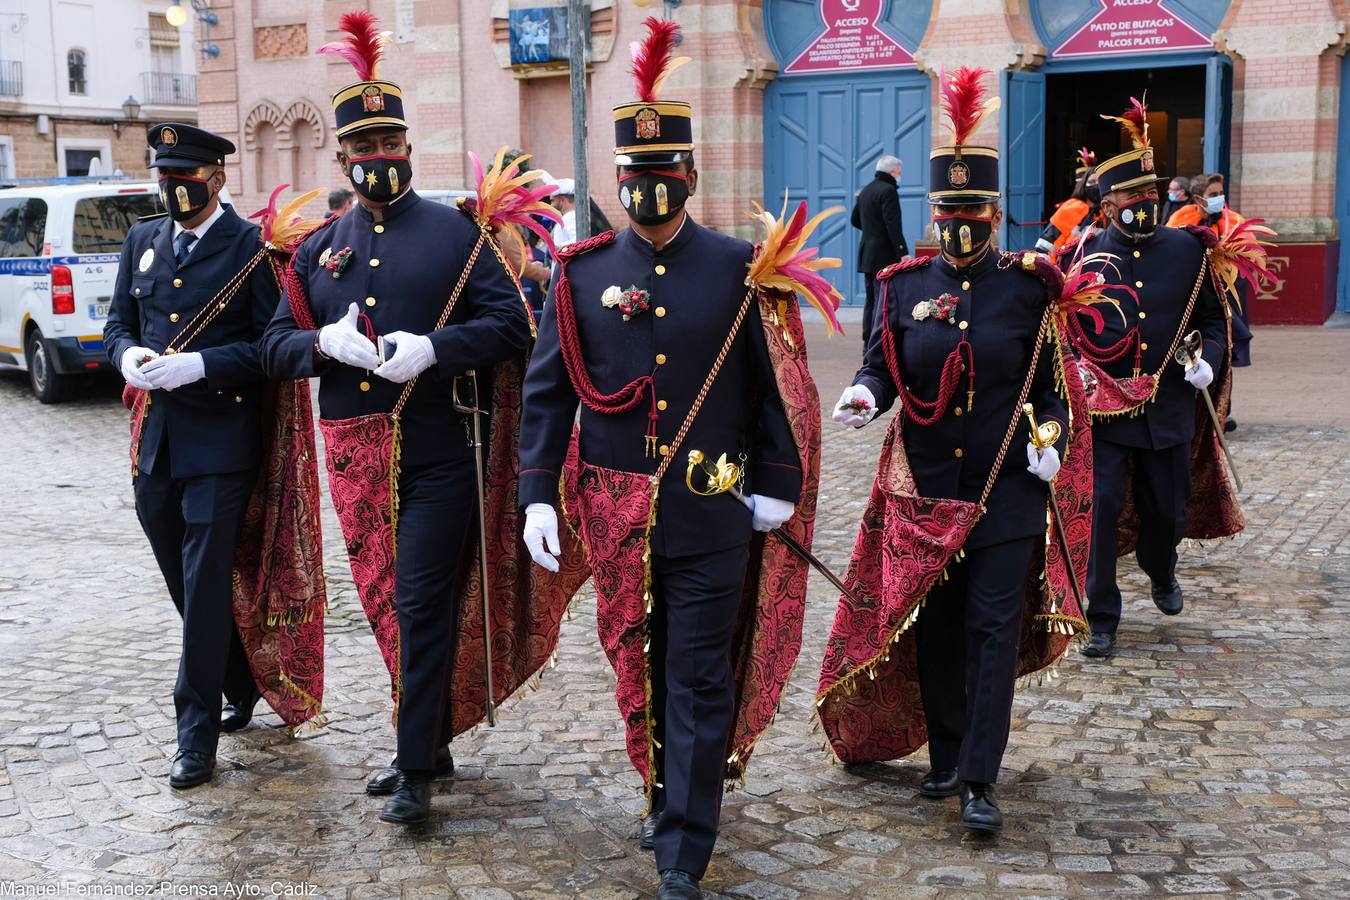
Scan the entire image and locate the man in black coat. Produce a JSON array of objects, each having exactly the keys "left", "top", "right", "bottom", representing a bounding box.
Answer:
[
  {"left": 851, "top": 154, "right": 908, "bottom": 349},
  {"left": 103, "top": 123, "right": 278, "bottom": 790}
]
